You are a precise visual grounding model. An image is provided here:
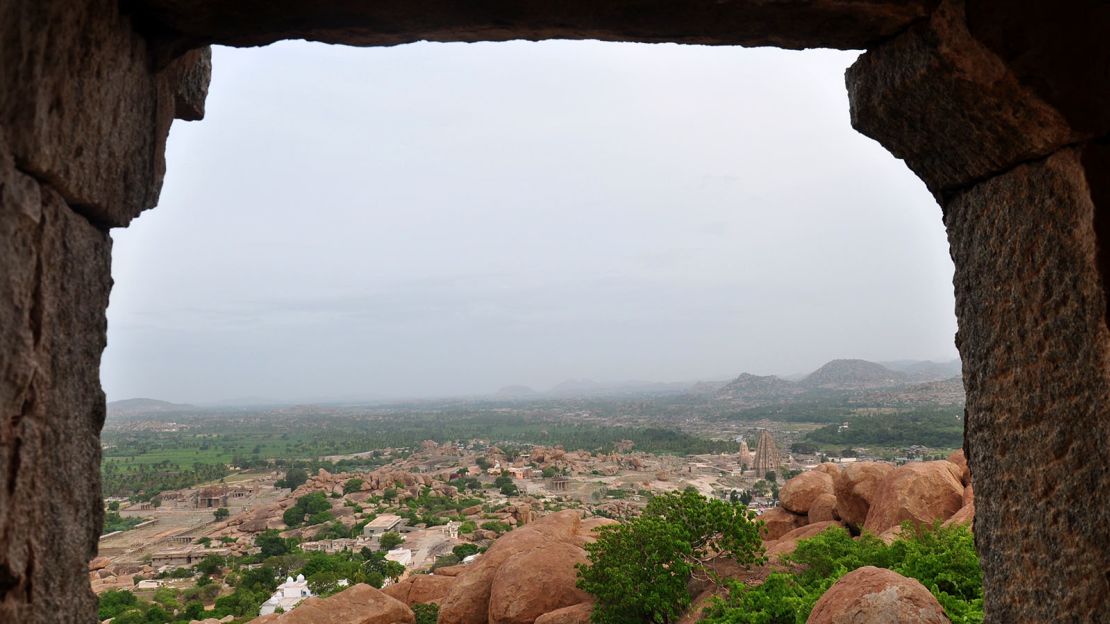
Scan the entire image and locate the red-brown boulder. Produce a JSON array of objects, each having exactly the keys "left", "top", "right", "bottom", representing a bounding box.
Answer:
[
  {"left": 807, "top": 493, "right": 839, "bottom": 524},
  {"left": 759, "top": 506, "right": 807, "bottom": 540},
  {"left": 533, "top": 602, "right": 593, "bottom": 624},
  {"left": 946, "top": 449, "right": 971, "bottom": 486},
  {"left": 383, "top": 573, "right": 457, "bottom": 605},
  {"left": 245, "top": 583, "right": 414, "bottom": 624},
  {"left": 780, "top": 471, "right": 835, "bottom": 515},
  {"left": 489, "top": 541, "right": 592, "bottom": 624},
  {"left": 806, "top": 566, "right": 950, "bottom": 624},
  {"left": 833, "top": 462, "right": 895, "bottom": 528},
  {"left": 863, "top": 461, "right": 965, "bottom": 534},
  {"left": 765, "top": 521, "right": 844, "bottom": 559},
  {"left": 943, "top": 503, "right": 975, "bottom": 529}
]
